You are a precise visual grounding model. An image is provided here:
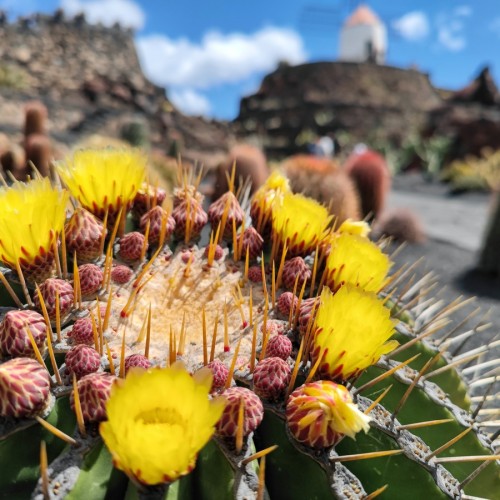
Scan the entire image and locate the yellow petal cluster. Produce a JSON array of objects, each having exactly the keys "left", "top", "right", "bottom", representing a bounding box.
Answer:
[
  {"left": 57, "top": 148, "right": 146, "bottom": 219},
  {"left": 286, "top": 380, "right": 370, "bottom": 448},
  {"left": 338, "top": 219, "right": 370, "bottom": 238},
  {"left": 325, "top": 233, "right": 390, "bottom": 292},
  {"left": 100, "top": 363, "right": 225, "bottom": 486},
  {"left": 311, "top": 286, "right": 397, "bottom": 380},
  {"left": 0, "top": 178, "right": 68, "bottom": 268},
  {"left": 263, "top": 170, "right": 290, "bottom": 192},
  {"left": 272, "top": 192, "right": 332, "bottom": 255},
  {"left": 251, "top": 170, "right": 290, "bottom": 232}
]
